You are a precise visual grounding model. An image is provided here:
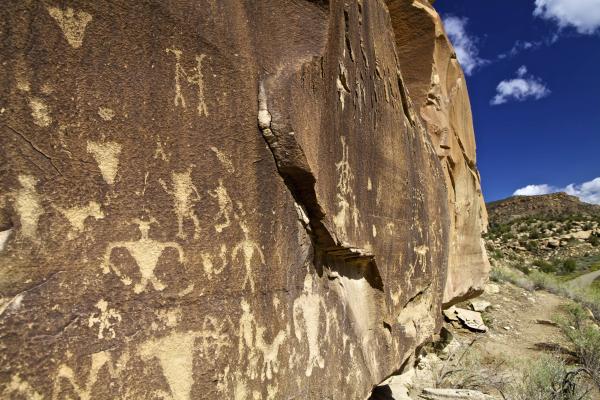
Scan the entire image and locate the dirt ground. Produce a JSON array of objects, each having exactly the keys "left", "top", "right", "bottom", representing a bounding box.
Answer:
[{"left": 451, "top": 281, "right": 600, "bottom": 399}]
